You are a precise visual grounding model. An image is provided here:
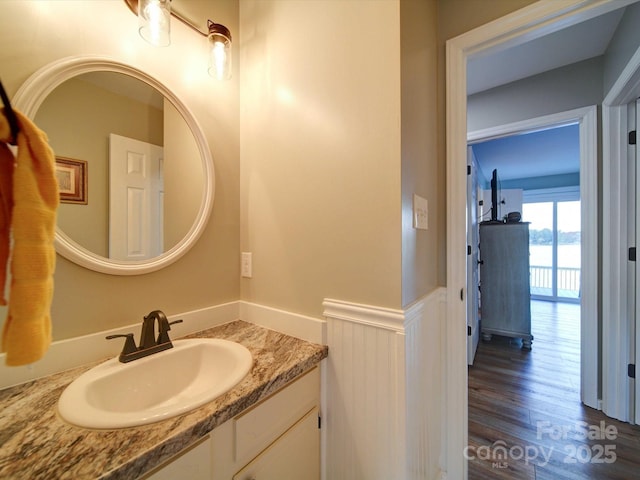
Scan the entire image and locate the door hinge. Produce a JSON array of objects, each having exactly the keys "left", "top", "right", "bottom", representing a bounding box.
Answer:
[
  {"left": 630, "top": 247, "right": 636, "bottom": 262},
  {"left": 467, "top": 165, "right": 471, "bottom": 175},
  {"left": 630, "top": 130, "right": 637, "bottom": 145},
  {"left": 628, "top": 364, "right": 636, "bottom": 379},
  {"left": 468, "top": 325, "right": 472, "bottom": 336},
  {"left": 467, "top": 245, "right": 471, "bottom": 255},
  {"left": 318, "top": 415, "right": 322, "bottom": 429}
]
